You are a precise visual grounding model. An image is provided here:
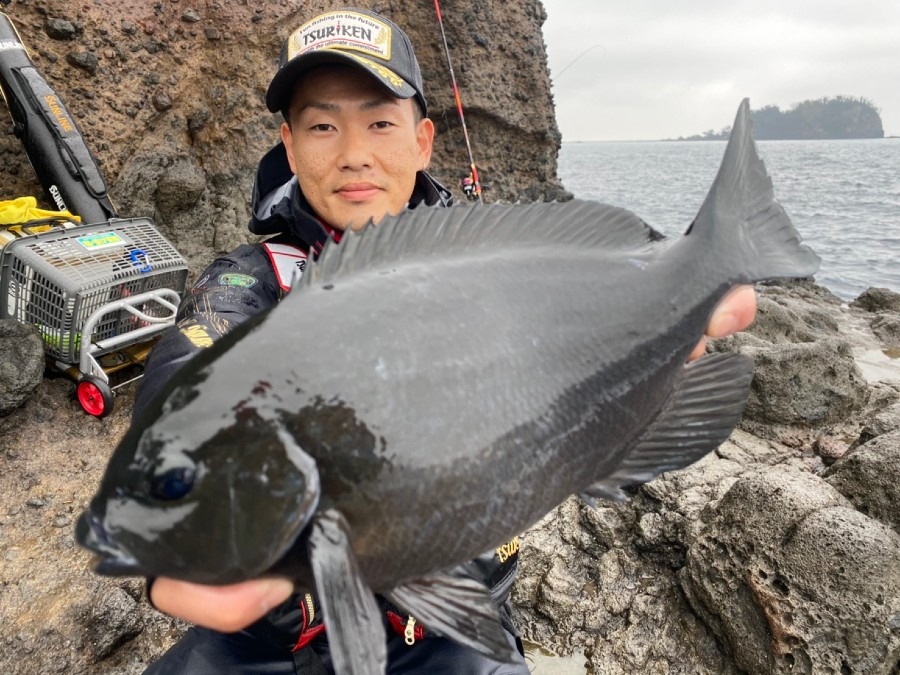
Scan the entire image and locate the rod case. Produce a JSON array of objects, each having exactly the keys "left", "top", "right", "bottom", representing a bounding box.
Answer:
[{"left": 0, "top": 12, "right": 116, "bottom": 224}]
